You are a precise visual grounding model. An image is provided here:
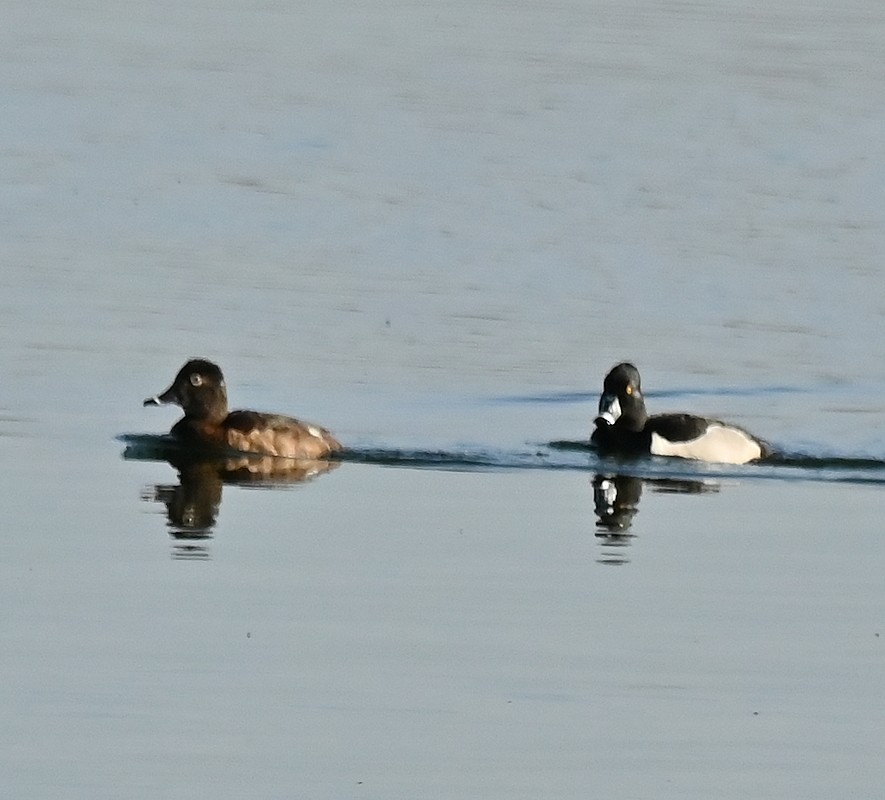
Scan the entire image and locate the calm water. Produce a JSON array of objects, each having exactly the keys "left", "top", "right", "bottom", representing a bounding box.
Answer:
[{"left": 2, "top": 1, "right": 885, "bottom": 797}]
